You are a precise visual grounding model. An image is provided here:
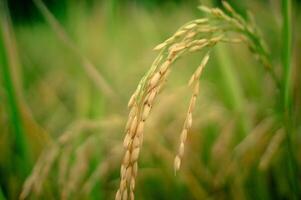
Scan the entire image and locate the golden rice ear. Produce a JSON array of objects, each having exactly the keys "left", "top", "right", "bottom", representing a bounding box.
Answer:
[
  {"left": 115, "top": 2, "right": 274, "bottom": 199},
  {"left": 21, "top": 1, "right": 274, "bottom": 197}
]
